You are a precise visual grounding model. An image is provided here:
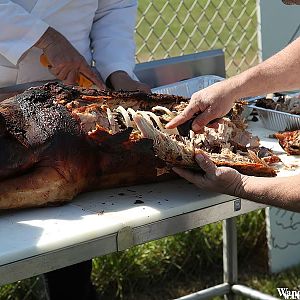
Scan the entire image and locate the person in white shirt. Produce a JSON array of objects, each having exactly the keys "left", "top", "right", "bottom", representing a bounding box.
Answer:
[
  {"left": 0, "top": 1, "right": 149, "bottom": 299},
  {"left": 166, "top": 0, "right": 300, "bottom": 213},
  {"left": 0, "top": 0, "right": 149, "bottom": 92}
]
